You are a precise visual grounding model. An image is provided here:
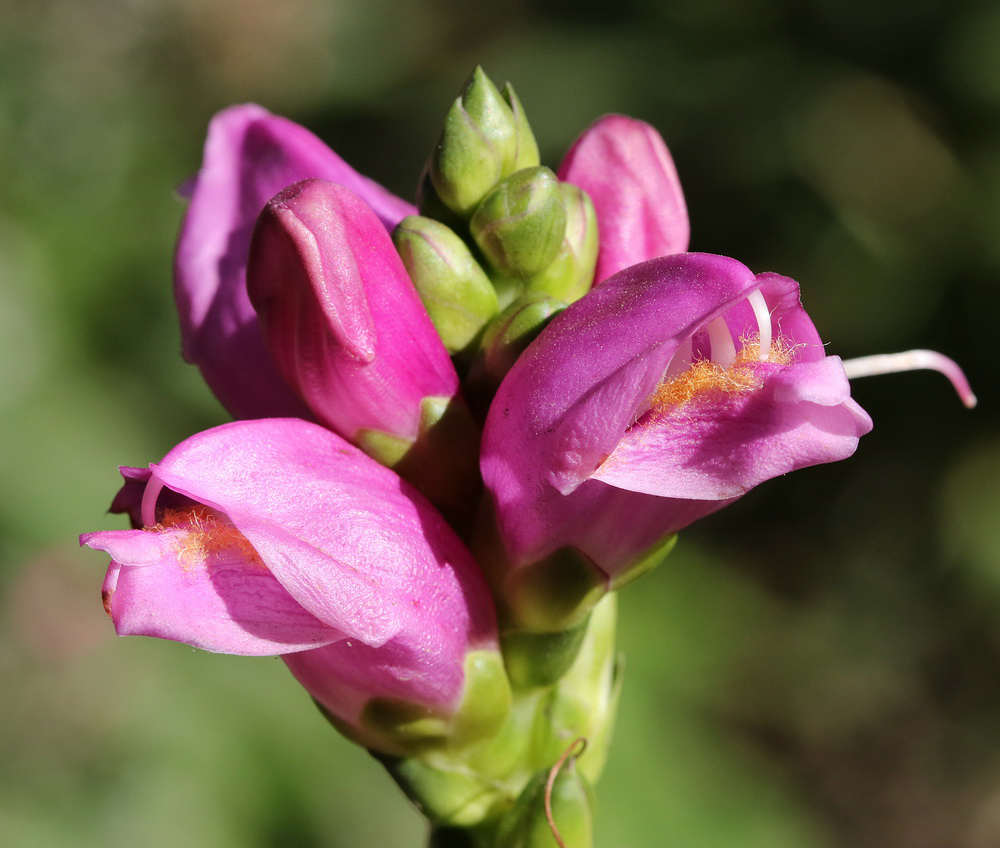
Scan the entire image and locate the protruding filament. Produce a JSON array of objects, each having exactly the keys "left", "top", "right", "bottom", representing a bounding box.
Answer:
[
  {"left": 747, "top": 288, "right": 772, "bottom": 361},
  {"left": 842, "top": 349, "right": 977, "bottom": 409},
  {"left": 706, "top": 316, "right": 736, "bottom": 368},
  {"left": 141, "top": 474, "right": 166, "bottom": 528}
]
